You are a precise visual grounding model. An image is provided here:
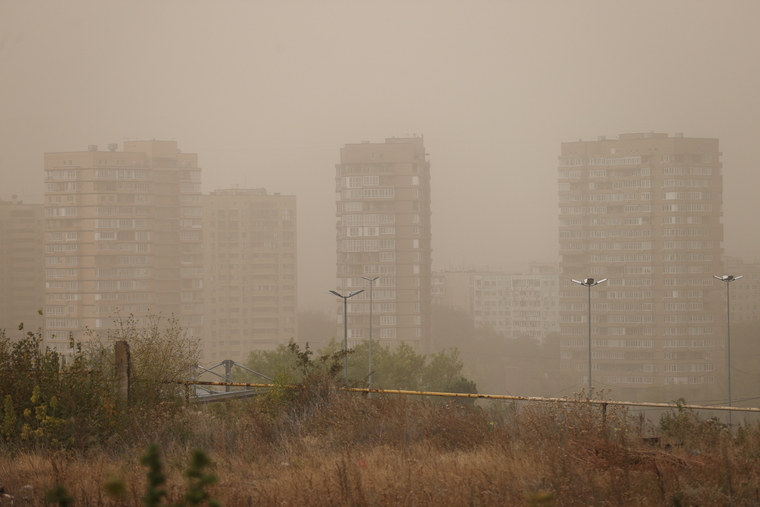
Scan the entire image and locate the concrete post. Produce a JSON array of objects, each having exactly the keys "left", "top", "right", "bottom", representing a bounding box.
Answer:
[
  {"left": 223, "top": 359, "right": 234, "bottom": 393},
  {"left": 115, "top": 341, "right": 130, "bottom": 406}
]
